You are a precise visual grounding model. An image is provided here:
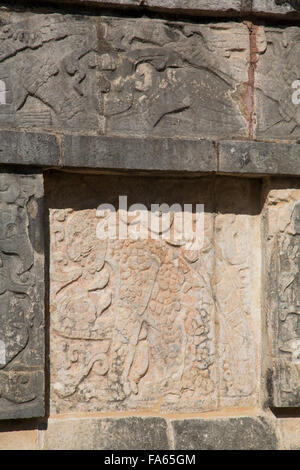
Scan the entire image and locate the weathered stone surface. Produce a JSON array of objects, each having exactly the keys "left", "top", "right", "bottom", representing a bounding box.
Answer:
[
  {"left": 21, "top": 0, "right": 300, "bottom": 19},
  {"left": 0, "top": 131, "right": 59, "bottom": 167},
  {"left": 277, "top": 418, "right": 300, "bottom": 450},
  {"left": 62, "top": 135, "right": 217, "bottom": 172},
  {"left": 215, "top": 178, "right": 261, "bottom": 407},
  {"left": 0, "top": 10, "right": 249, "bottom": 139},
  {"left": 98, "top": 18, "right": 249, "bottom": 139},
  {"left": 264, "top": 182, "right": 300, "bottom": 407},
  {"left": 144, "top": 1, "right": 243, "bottom": 14},
  {"left": 48, "top": 172, "right": 217, "bottom": 413},
  {"left": 0, "top": 11, "right": 99, "bottom": 132},
  {"left": 17, "top": 0, "right": 245, "bottom": 16},
  {"left": 47, "top": 173, "right": 260, "bottom": 413},
  {"left": 0, "top": 172, "right": 44, "bottom": 419},
  {"left": 219, "top": 141, "right": 300, "bottom": 175},
  {"left": 0, "top": 429, "right": 38, "bottom": 450},
  {"left": 42, "top": 417, "right": 169, "bottom": 450},
  {"left": 172, "top": 417, "right": 278, "bottom": 450},
  {"left": 255, "top": 25, "right": 300, "bottom": 141},
  {"left": 252, "top": 0, "right": 300, "bottom": 17}
]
